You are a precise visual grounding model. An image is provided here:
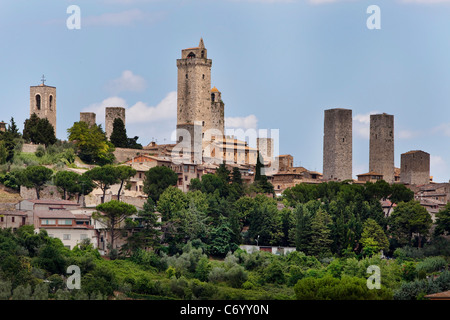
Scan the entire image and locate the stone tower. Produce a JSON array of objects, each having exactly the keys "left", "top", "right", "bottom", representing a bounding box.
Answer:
[
  {"left": 369, "top": 113, "right": 394, "bottom": 183},
  {"left": 257, "top": 138, "right": 274, "bottom": 163},
  {"left": 80, "top": 112, "right": 96, "bottom": 127},
  {"left": 177, "top": 39, "right": 224, "bottom": 138},
  {"left": 105, "top": 107, "right": 125, "bottom": 140},
  {"left": 323, "top": 108, "right": 352, "bottom": 181},
  {"left": 210, "top": 87, "right": 225, "bottom": 134},
  {"left": 400, "top": 150, "right": 430, "bottom": 185},
  {"left": 30, "top": 77, "right": 56, "bottom": 133}
]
